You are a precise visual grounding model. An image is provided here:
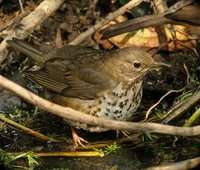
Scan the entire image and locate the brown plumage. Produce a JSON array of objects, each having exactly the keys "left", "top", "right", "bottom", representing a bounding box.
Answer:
[{"left": 7, "top": 38, "right": 167, "bottom": 146}]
